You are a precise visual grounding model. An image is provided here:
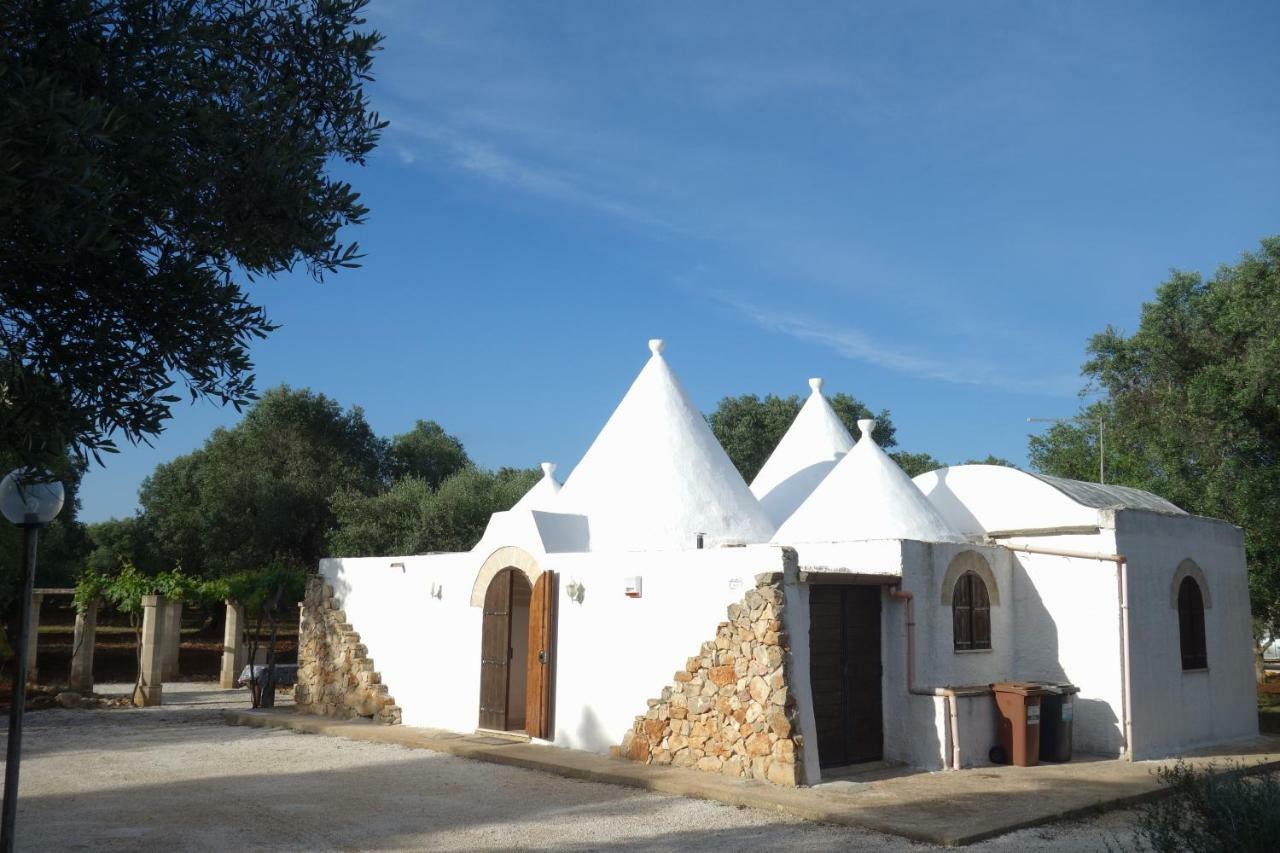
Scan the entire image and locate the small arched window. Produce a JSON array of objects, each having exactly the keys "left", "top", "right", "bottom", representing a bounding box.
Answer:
[
  {"left": 1177, "top": 576, "right": 1208, "bottom": 670},
  {"left": 952, "top": 571, "right": 991, "bottom": 651}
]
